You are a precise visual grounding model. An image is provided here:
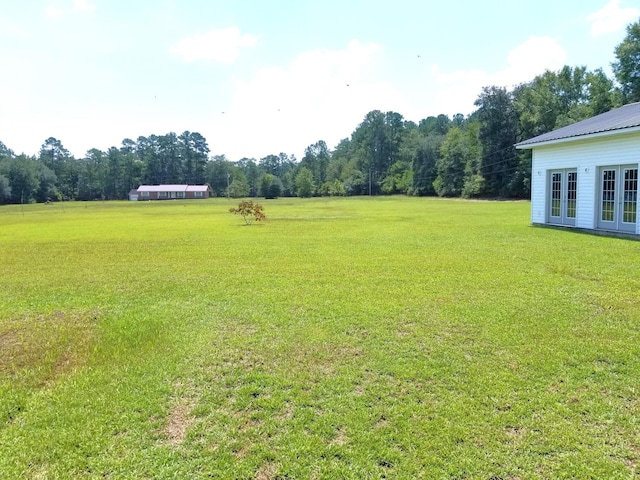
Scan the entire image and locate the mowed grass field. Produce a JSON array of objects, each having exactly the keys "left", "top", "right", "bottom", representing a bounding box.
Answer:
[{"left": 0, "top": 197, "right": 639, "bottom": 479}]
